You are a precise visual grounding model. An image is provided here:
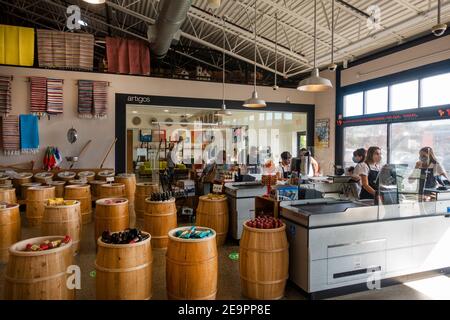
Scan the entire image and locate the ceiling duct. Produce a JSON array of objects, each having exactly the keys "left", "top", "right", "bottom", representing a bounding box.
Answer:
[{"left": 148, "top": 0, "right": 192, "bottom": 59}]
